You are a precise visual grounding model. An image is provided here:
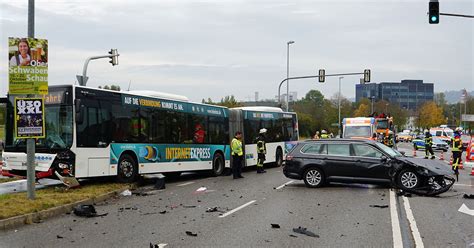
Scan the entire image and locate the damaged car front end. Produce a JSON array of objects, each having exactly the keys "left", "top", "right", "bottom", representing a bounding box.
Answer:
[{"left": 388, "top": 156, "right": 455, "bottom": 196}]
